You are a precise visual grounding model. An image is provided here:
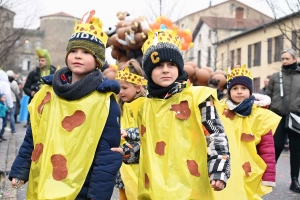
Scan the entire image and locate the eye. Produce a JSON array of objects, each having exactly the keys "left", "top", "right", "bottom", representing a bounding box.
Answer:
[{"left": 84, "top": 50, "right": 89, "bottom": 54}]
